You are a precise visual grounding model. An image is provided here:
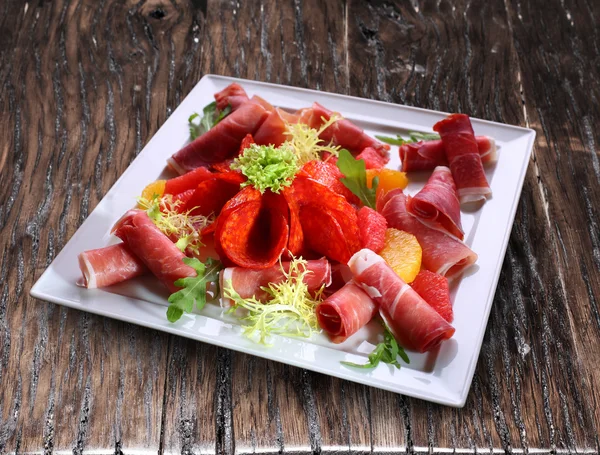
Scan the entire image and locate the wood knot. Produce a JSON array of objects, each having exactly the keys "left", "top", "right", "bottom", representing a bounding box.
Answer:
[{"left": 149, "top": 7, "right": 166, "bottom": 19}]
